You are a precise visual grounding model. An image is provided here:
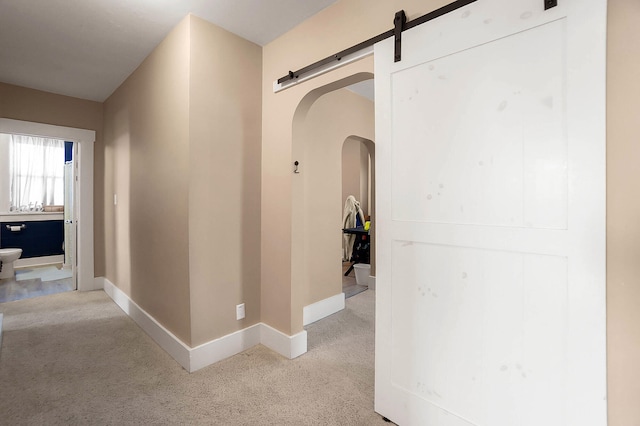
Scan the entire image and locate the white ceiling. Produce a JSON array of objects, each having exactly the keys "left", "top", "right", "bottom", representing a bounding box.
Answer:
[{"left": 0, "top": 0, "right": 338, "bottom": 101}]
